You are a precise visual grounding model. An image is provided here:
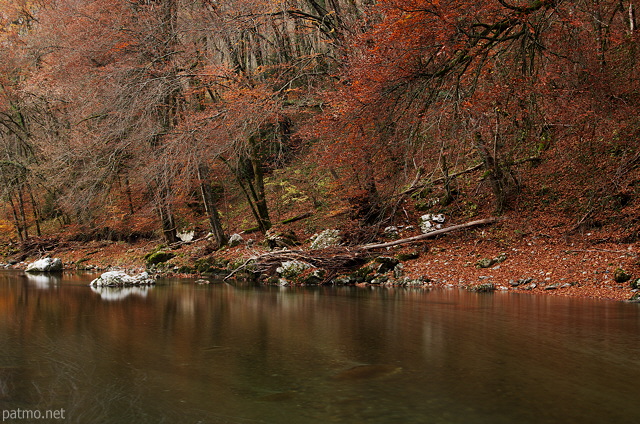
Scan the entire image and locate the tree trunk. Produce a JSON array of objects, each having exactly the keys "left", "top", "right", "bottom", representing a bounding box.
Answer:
[
  {"left": 158, "top": 201, "right": 178, "bottom": 244},
  {"left": 7, "top": 194, "right": 23, "bottom": 241},
  {"left": 17, "top": 186, "right": 28, "bottom": 239},
  {"left": 250, "top": 155, "right": 271, "bottom": 232},
  {"left": 27, "top": 184, "right": 41, "bottom": 237},
  {"left": 197, "top": 164, "right": 227, "bottom": 248},
  {"left": 474, "top": 131, "right": 510, "bottom": 214}
]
